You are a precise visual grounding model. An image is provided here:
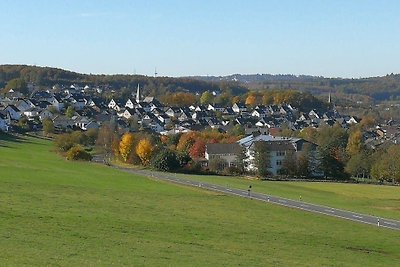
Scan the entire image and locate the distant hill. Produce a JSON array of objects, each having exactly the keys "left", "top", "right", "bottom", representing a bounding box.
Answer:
[
  {"left": 0, "top": 65, "right": 248, "bottom": 97},
  {"left": 2, "top": 65, "right": 400, "bottom": 102},
  {"left": 191, "top": 73, "right": 400, "bottom": 102}
]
